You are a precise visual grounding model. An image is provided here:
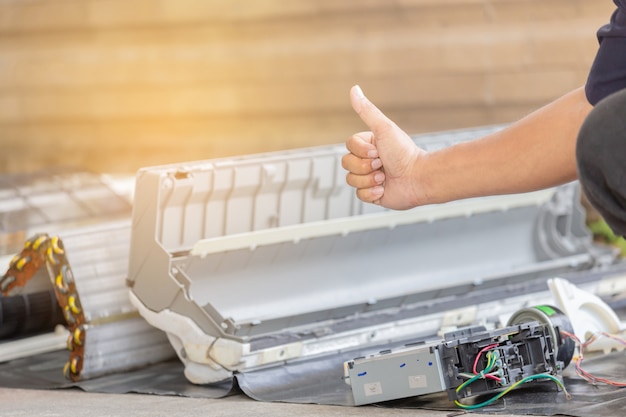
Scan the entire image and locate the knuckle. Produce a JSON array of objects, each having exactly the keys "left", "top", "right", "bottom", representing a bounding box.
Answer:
[
  {"left": 341, "top": 153, "right": 350, "bottom": 170},
  {"left": 345, "top": 172, "right": 355, "bottom": 186},
  {"left": 356, "top": 188, "right": 375, "bottom": 203}
]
